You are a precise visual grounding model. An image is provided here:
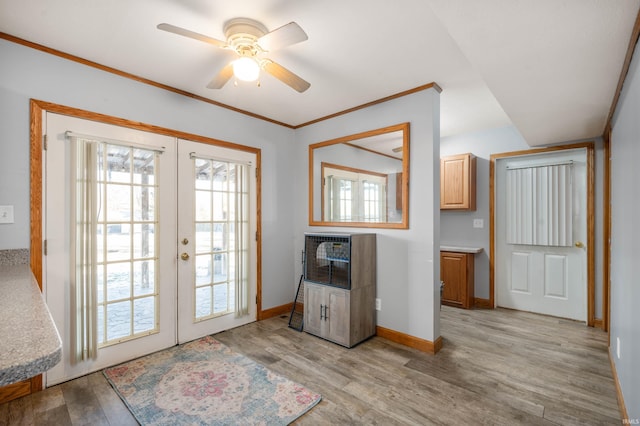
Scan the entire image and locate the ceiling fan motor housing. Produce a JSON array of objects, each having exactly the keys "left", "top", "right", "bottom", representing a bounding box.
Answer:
[{"left": 224, "top": 18, "right": 268, "bottom": 56}]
